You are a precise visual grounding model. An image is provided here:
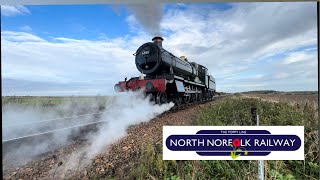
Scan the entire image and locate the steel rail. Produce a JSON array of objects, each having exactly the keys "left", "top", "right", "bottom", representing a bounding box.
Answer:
[
  {"left": 2, "top": 119, "right": 107, "bottom": 143},
  {"left": 3, "top": 110, "right": 120, "bottom": 128}
]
